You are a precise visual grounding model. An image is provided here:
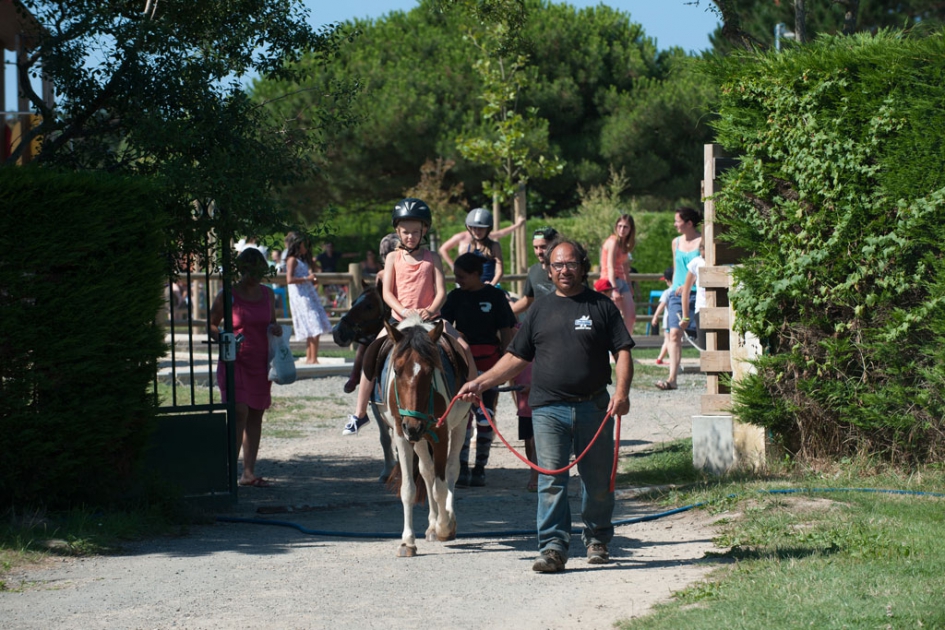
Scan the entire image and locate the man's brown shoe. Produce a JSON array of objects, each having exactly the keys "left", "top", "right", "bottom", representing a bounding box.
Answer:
[
  {"left": 532, "top": 549, "right": 566, "bottom": 573},
  {"left": 586, "top": 543, "right": 610, "bottom": 564}
]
